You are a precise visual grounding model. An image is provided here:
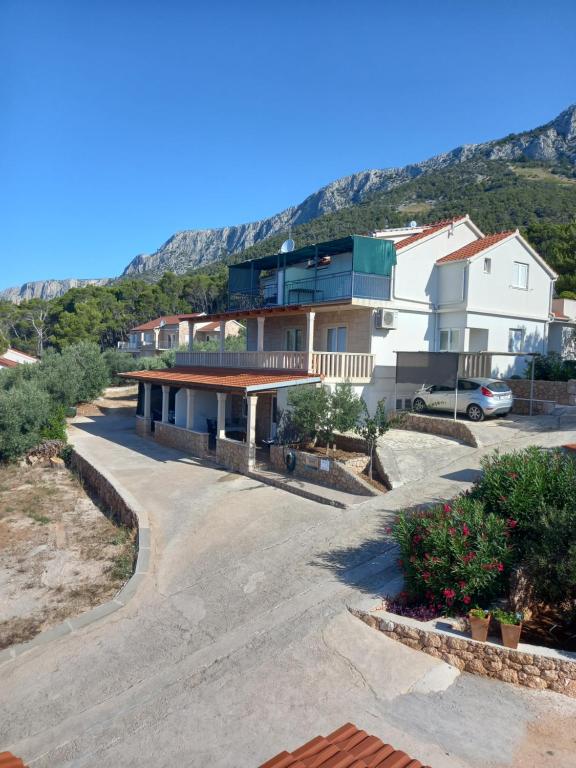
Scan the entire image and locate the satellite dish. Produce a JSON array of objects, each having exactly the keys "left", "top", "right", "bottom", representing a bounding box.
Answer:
[
  {"left": 280, "top": 238, "right": 295, "bottom": 253},
  {"left": 409, "top": 220, "right": 418, "bottom": 228}
]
